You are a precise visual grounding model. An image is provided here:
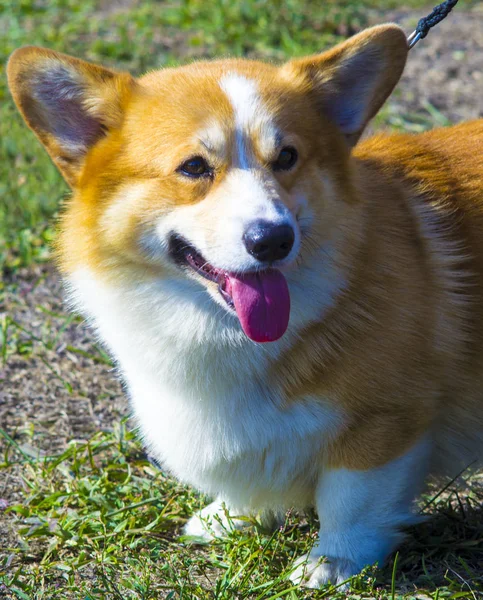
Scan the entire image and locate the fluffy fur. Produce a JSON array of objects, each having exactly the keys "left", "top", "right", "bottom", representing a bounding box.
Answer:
[{"left": 8, "top": 24, "right": 483, "bottom": 588}]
